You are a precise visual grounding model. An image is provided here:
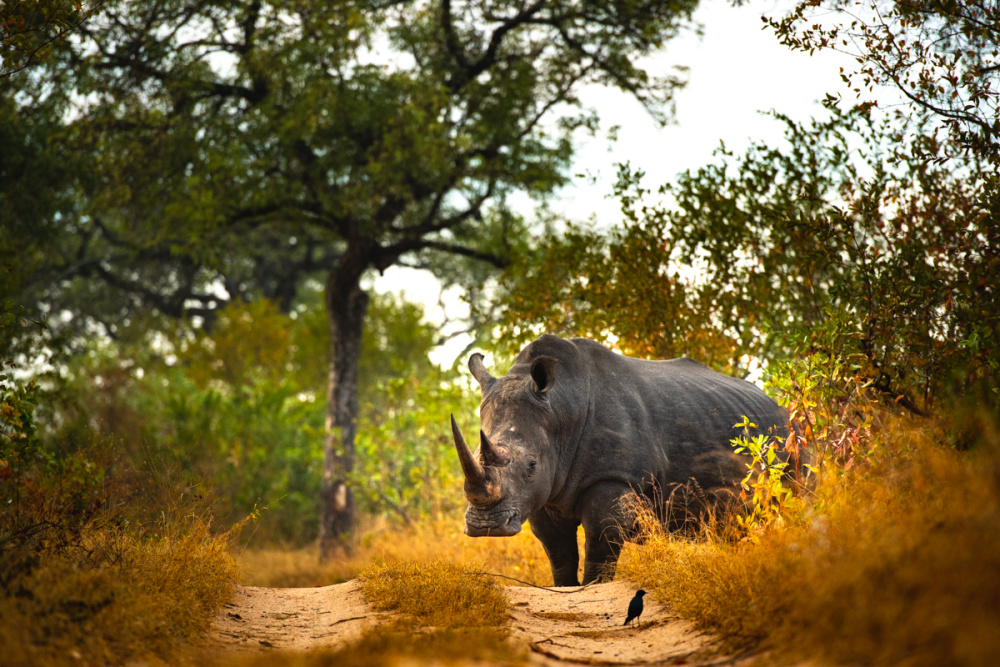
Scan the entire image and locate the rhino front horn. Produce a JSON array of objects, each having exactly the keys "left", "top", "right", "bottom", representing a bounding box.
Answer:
[{"left": 451, "top": 414, "right": 485, "bottom": 485}]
